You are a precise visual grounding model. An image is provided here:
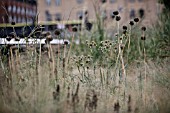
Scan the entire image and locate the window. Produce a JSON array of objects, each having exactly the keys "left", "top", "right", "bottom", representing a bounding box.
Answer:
[
  {"left": 110, "top": 0, "right": 116, "bottom": 3},
  {"left": 139, "top": 8, "right": 144, "bottom": 18},
  {"left": 8, "top": 6, "right": 12, "bottom": 12},
  {"left": 56, "top": 0, "right": 61, "bottom": 6},
  {"left": 129, "top": 0, "right": 135, "bottom": 3},
  {"left": 45, "top": 10, "right": 52, "bottom": 21},
  {"left": 77, "top": 0, "right": 83, "bottom": 4},
  {"left": 55, "top": 13, "right": 62, "bottom": 21},
  {"left": 130, "top": 9, "right": 135, "bottom": 18},
  {"left": 46, "top": 0, "right": 51, "bottom": 6},
  {"left": 13, "top": 5, "right": 16, "bottom": 13},
  {"left": 17, "top": 7, "right": 21, "bottom": 14}
]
